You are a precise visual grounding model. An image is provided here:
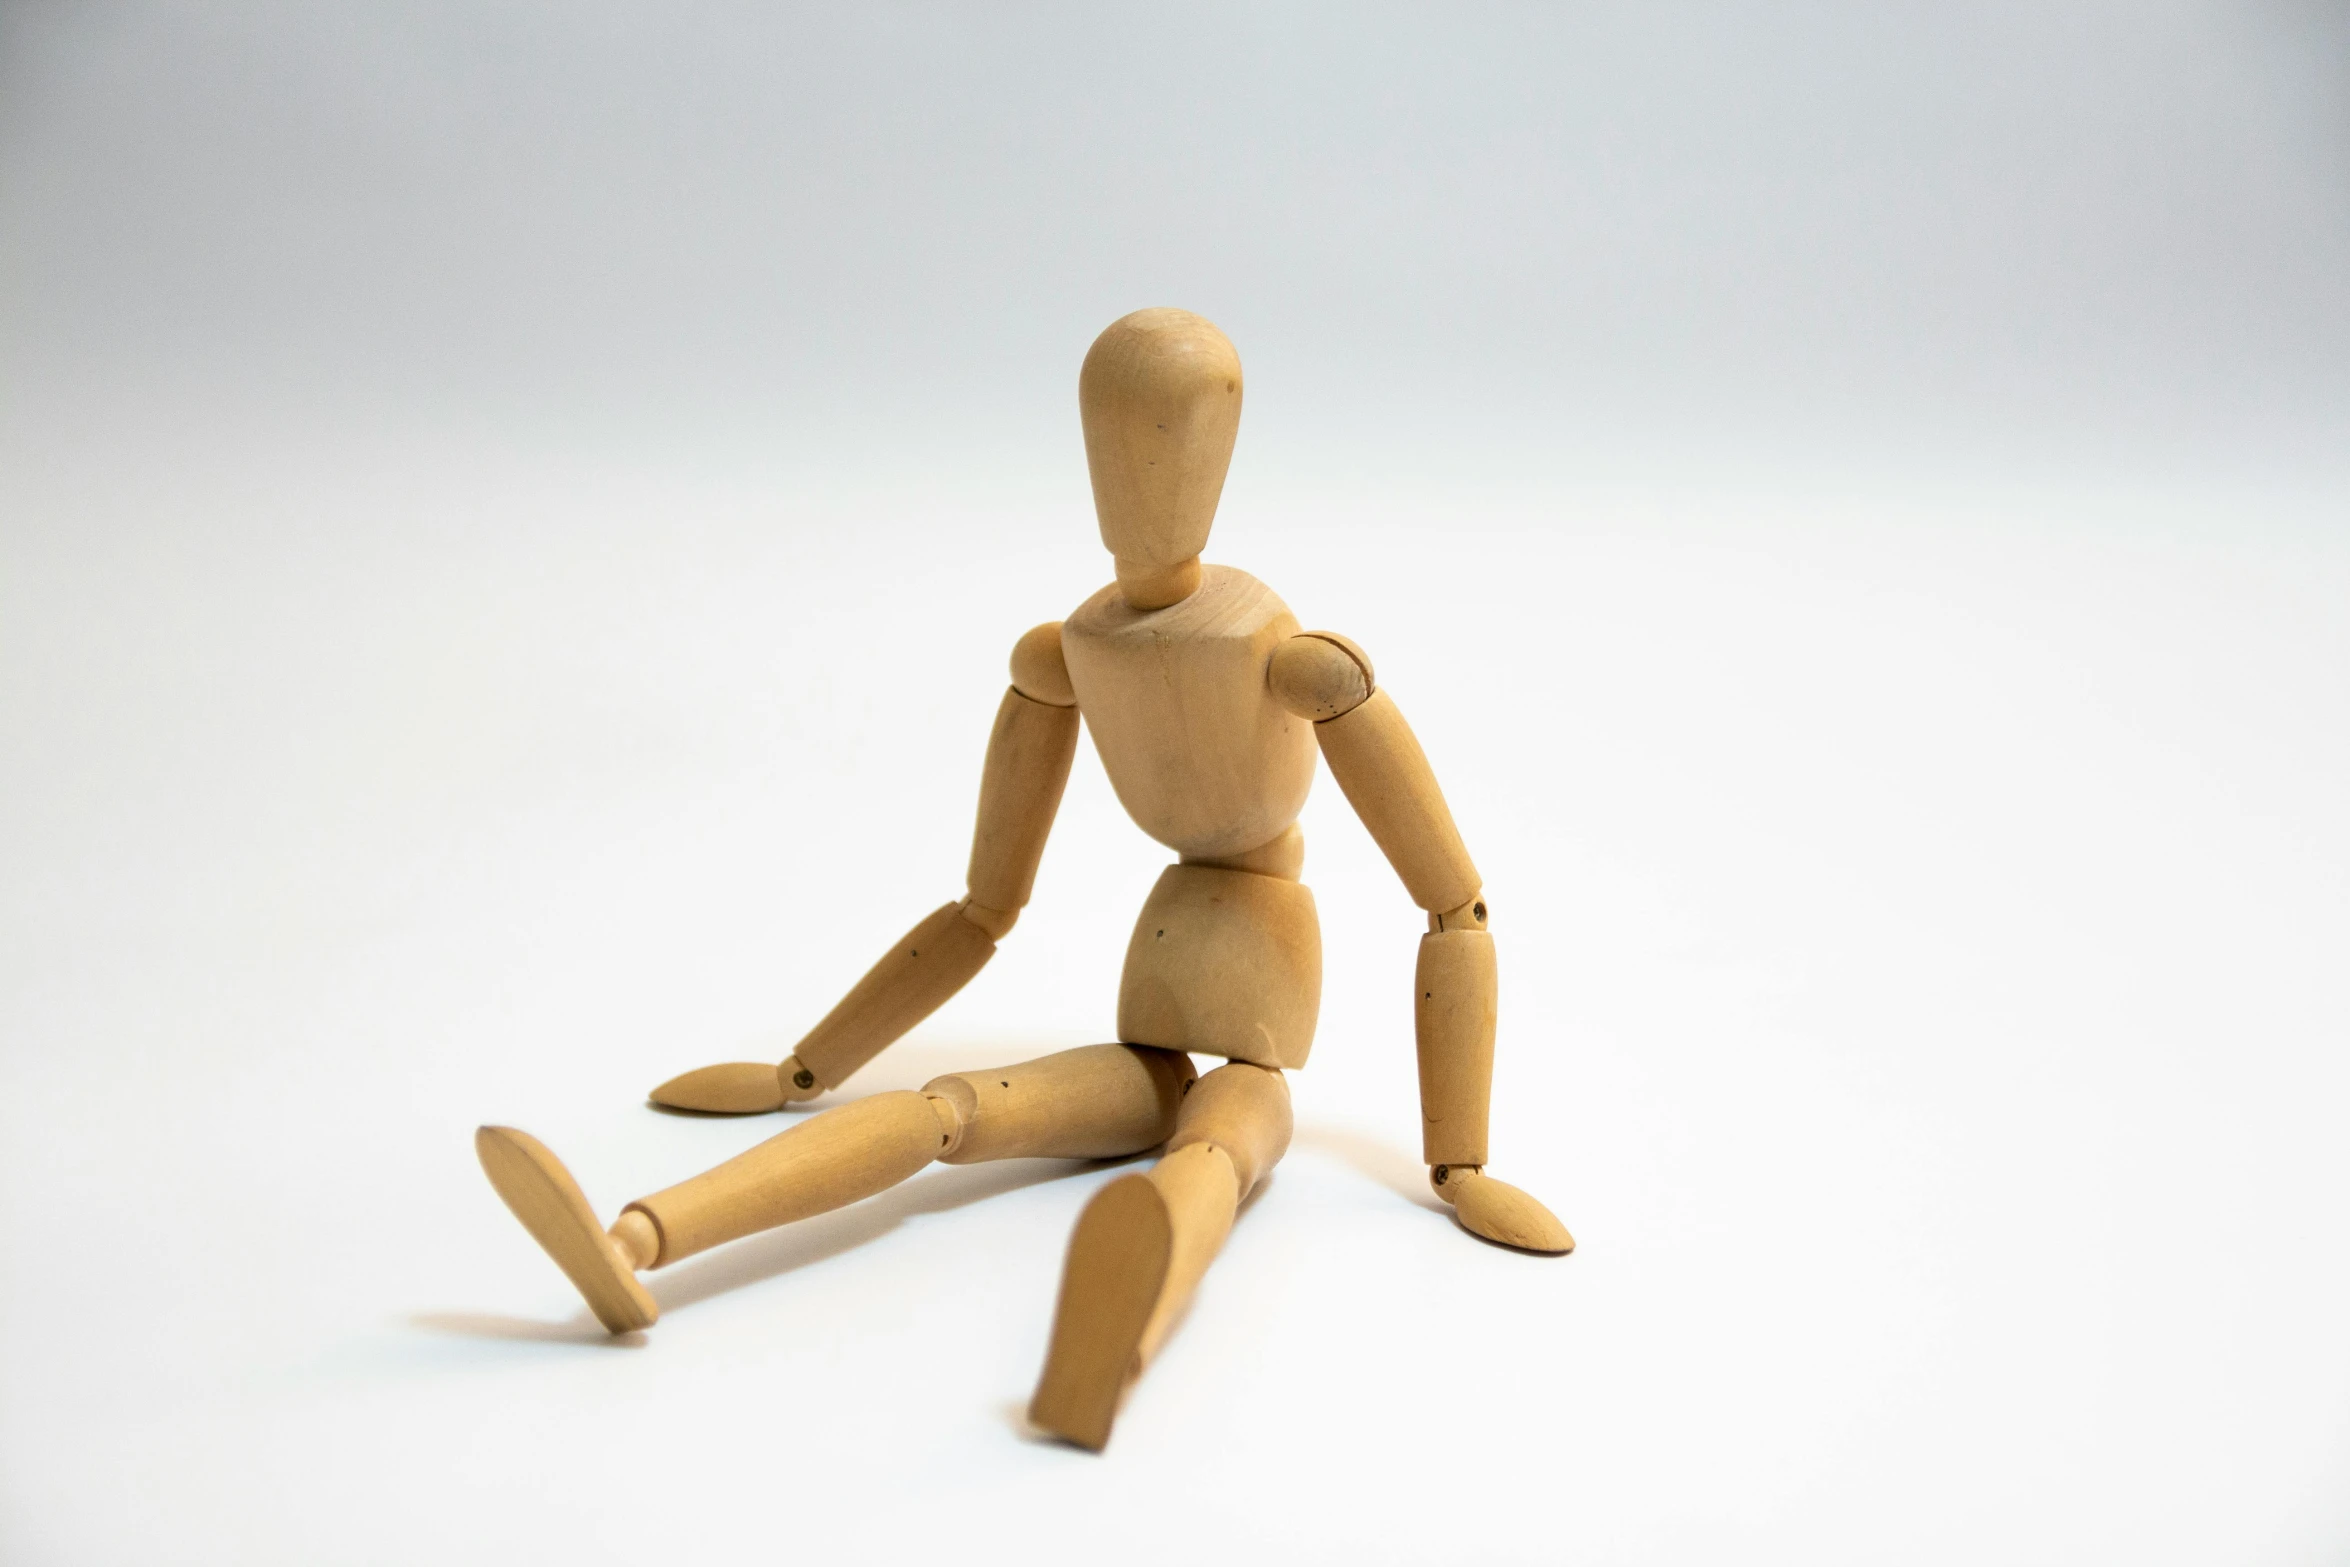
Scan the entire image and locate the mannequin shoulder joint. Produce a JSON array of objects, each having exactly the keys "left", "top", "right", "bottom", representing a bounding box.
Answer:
[
  {"left": 1009, "top": 622, "right": 1077, "bottom": 707},
  {"left": 1268, "top": 630, "right": 1375, "bottom": 720}
]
